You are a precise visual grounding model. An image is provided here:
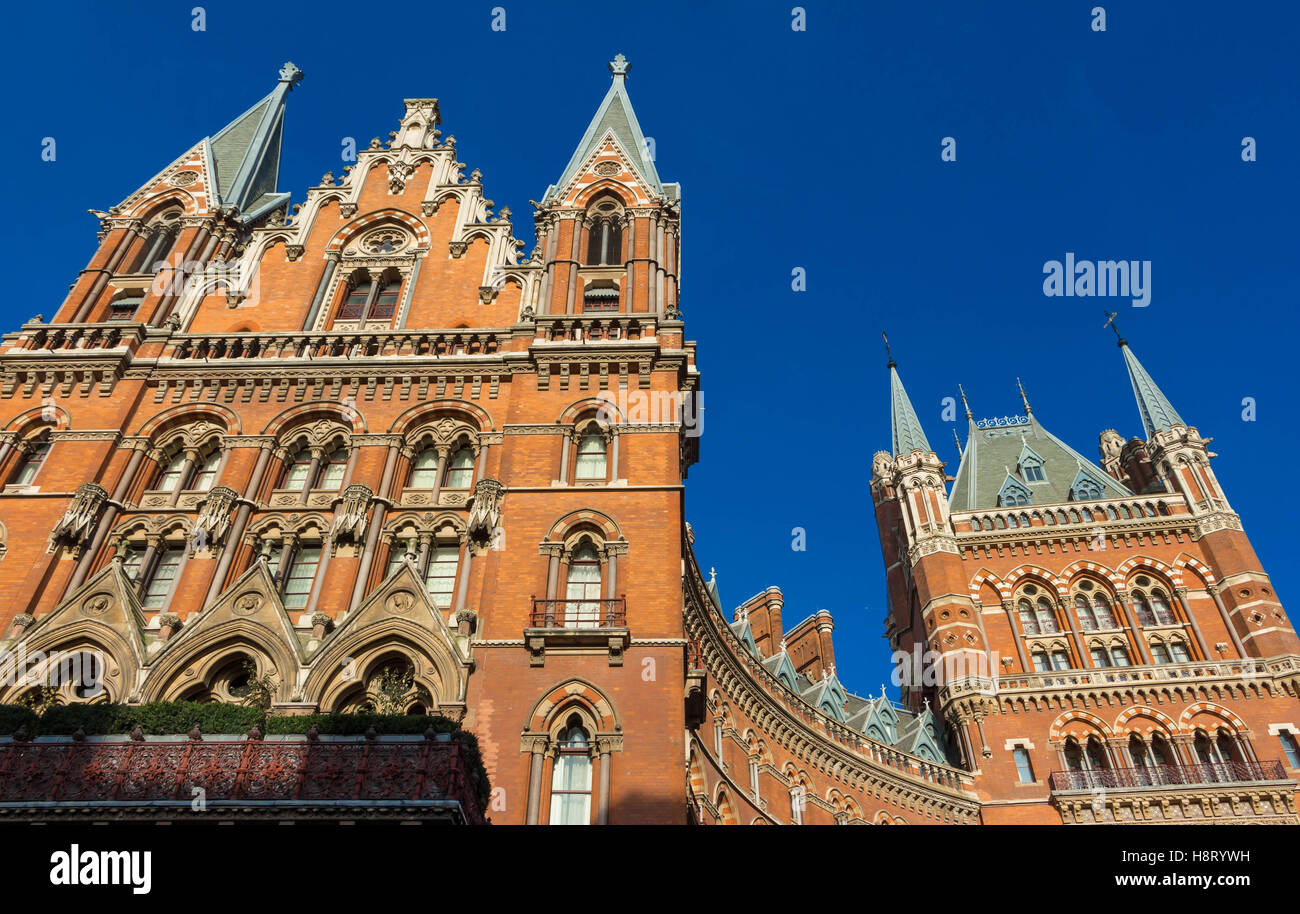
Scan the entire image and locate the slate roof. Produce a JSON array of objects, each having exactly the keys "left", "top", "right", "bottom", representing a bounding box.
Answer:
[
  {"left": 206, "top": 63, "right": 301, "bottom": 217},
  {"left": 890, "top": 363, "right": 931, "bottom": 456},
  {"left": 1121, "top": 341, "right": 1186, "bottom": 439},
  {"left": 949, "top": 413, "right": 1131, "bottom": 512}
]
